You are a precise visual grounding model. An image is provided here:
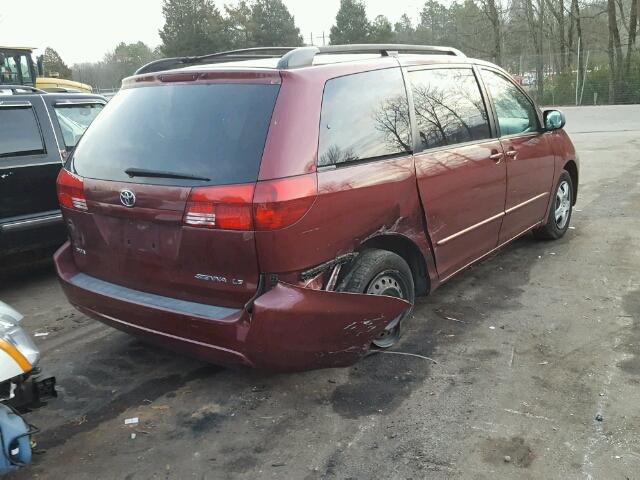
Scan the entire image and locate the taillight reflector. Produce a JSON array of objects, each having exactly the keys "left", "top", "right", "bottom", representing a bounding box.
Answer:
[
  {"left": 57, "top": 169, "right": 87, "bottom": 211},
  {"left": 184, "top": 184, "right": 255, "bottom": 230},
  {"left": 253, "top": 174, "right": 317, "bottom": 231}
]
